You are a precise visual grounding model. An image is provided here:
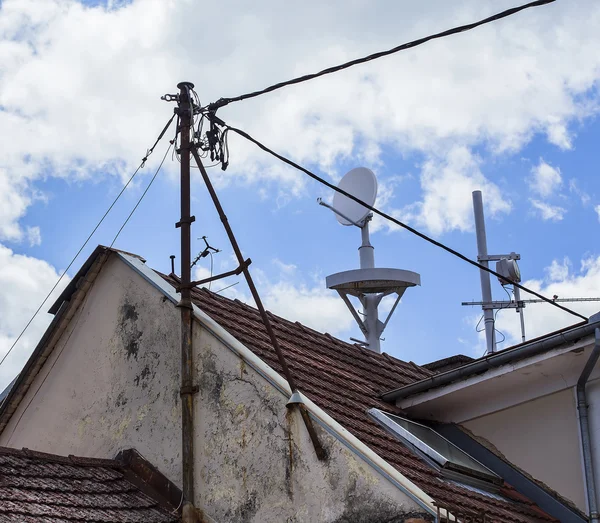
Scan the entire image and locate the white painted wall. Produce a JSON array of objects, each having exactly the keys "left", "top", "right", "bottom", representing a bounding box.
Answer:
[
  {"left": 463, "top": 388, "right": 586, "bottom": 511},
  {"left": 0, "top": 254, "right": 183, "bottom": 482},
  {"left": 0, "top": 254, "right": 429, "bottom": 522}
]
